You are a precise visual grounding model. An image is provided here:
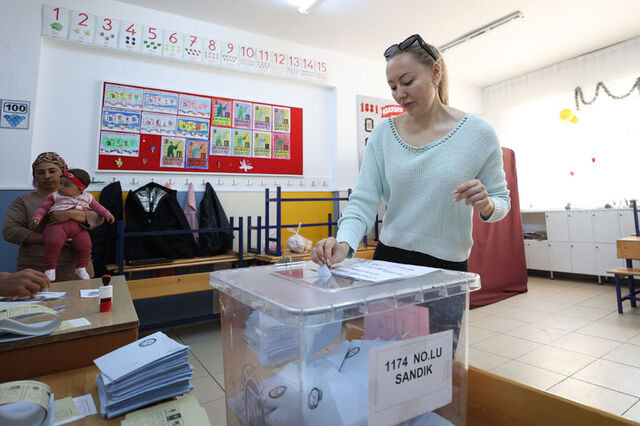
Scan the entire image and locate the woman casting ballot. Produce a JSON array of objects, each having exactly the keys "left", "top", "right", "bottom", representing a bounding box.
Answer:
[{"left": 311, "top": 34, "right": 510, "bottom": 272}]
